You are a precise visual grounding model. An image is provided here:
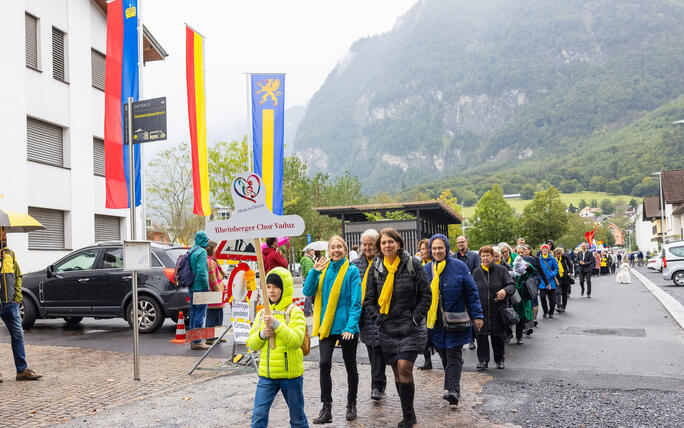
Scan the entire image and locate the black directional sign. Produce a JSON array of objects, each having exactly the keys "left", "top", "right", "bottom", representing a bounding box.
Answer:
[{"left": 124, "top": 97, "right": 167, "bottom": 144}]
